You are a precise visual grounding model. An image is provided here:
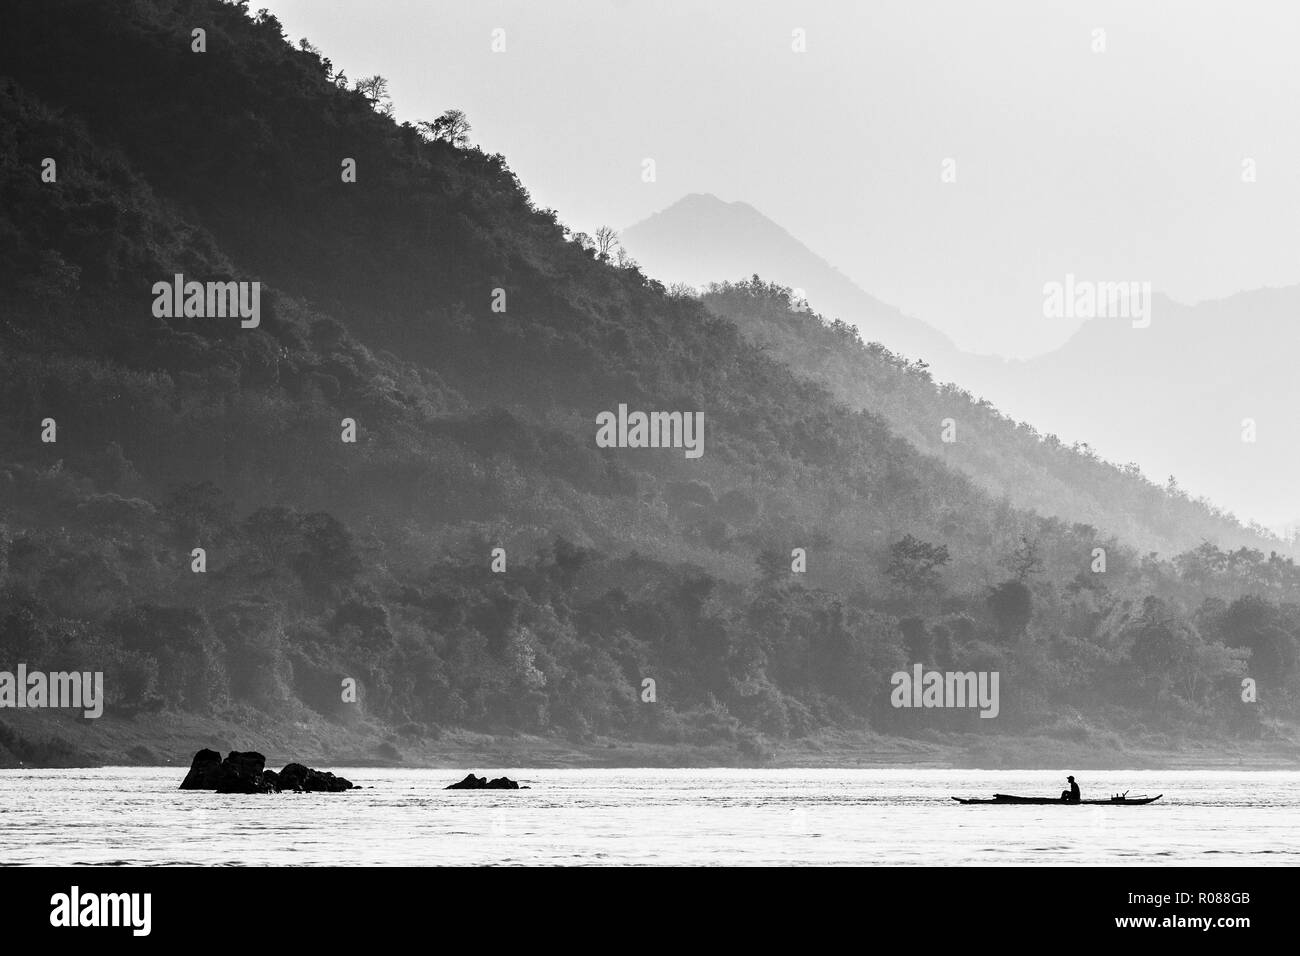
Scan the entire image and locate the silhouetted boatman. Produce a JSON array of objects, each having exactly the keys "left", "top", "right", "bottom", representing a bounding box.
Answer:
[{"left": 1060, "top": 775, "right": 1081, "bottom": 803}]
